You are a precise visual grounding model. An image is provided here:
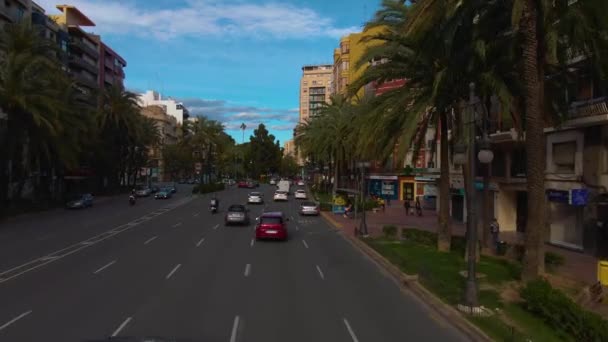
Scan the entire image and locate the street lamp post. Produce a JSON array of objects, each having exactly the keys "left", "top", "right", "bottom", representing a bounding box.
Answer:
[
  {"left": 357, "top": 161, "right": 371, "bottom": 236},
  {"left": 455, "top": 83, "right": 494, "bottom": 314}
]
